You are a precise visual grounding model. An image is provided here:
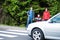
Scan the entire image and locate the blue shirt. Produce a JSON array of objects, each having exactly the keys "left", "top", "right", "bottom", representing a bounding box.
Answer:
[{"left": 27, "top": 10, "right": 34, "bottom": 19}]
